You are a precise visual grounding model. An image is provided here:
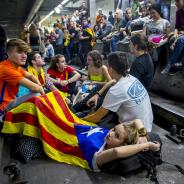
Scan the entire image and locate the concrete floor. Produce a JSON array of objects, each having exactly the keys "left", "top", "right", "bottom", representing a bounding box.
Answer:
[{"left": 0, "top": 125, "right": 184, "bottom": 184}]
